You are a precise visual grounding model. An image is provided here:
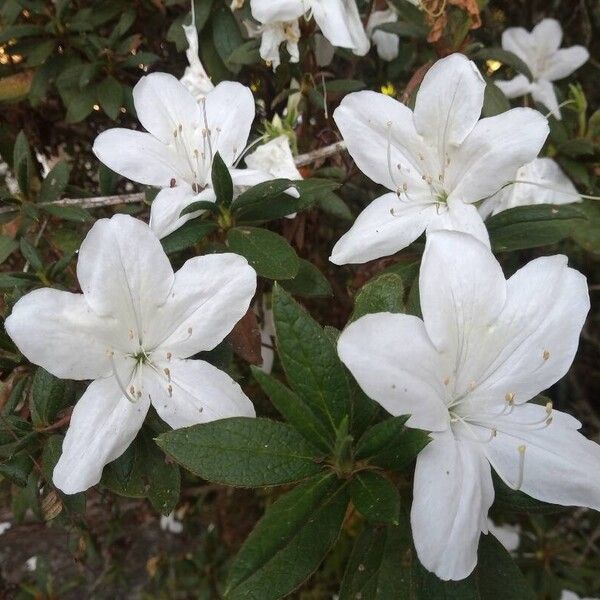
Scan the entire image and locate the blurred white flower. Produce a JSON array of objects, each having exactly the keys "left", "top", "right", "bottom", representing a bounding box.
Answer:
[
  {"left": 0, "top": 522, "right": 11, "bottom": 535},
  {"left": 25, "top": 556, "right": 37, "bottom": 571},
  {"left": 330, "top": 53, "right": 548, "bottom": 264},
  {"left": 561, "top": 591, "right": 600, "bottom": 600},
  {"left": 180, "top": 12, "right": 214, "bottom": 100},
  {"left": 366, "top": 8, "right": 399, "bottom": 61},
  {"left": 5, "top": 214, "right": 257, "bottom": 494},
  {"left": 160, "top": 512, "right": 184, "bottom": 534},
  {"left": 338, "top": 230, "right": 597, "bottom": 581},
  {"left": 487, "top": 519, "right": 520, "bottom": 552},
  {"left": 93, "top": 73, "right": 272, "bottom": 238},
  {"left": 479, "top": 157, "right": 580, "bottom": 218},
  {"left": 246, "top": 19, "right": 301, "bottom": 71},
  {"left": 496, "top": 19, "right": 589, "bottom": 119}
]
